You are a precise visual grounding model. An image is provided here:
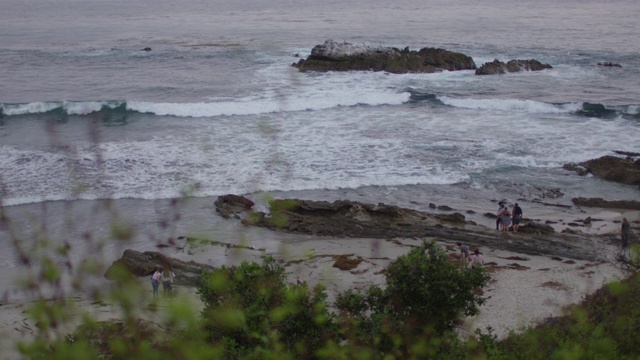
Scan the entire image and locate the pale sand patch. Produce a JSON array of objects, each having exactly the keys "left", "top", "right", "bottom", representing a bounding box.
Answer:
[{"left": 456, "top": 246, "right": 624, "bottom": 339}]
